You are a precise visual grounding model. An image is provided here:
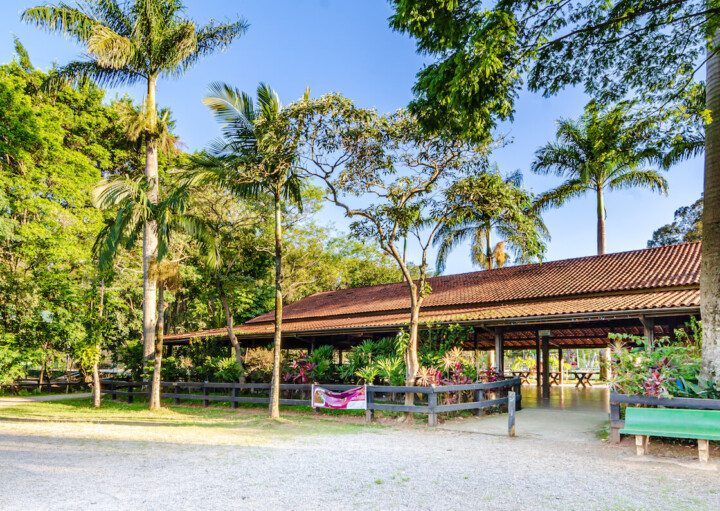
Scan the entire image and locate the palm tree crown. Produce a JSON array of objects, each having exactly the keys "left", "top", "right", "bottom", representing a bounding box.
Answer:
[
  {"left": 532, "top": 101, "right": 668, "bottom": 255},
  {"left": 23, "top": 0, "right": 247, "bottom": 90},
  {"left": 434, "top": 169, "right": 548, "bottom": 274}
]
